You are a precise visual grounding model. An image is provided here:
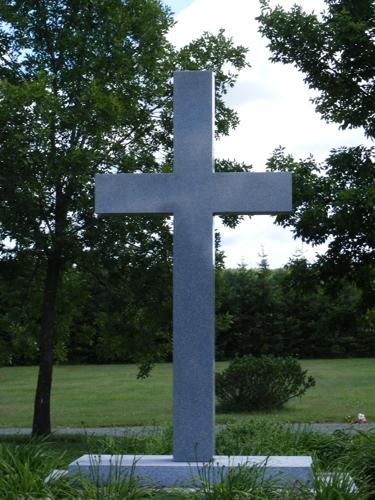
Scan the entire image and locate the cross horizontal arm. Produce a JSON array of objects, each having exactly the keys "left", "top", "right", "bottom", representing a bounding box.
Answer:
[
  {"left": 212, "top": 172, "right": 292, "bottom": 214},
  {"left": 95, "top": 171, "right": 292, "bottom": 216},
  {"left": 95, "top": 173, "right": 176, "bottom": 215}
]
